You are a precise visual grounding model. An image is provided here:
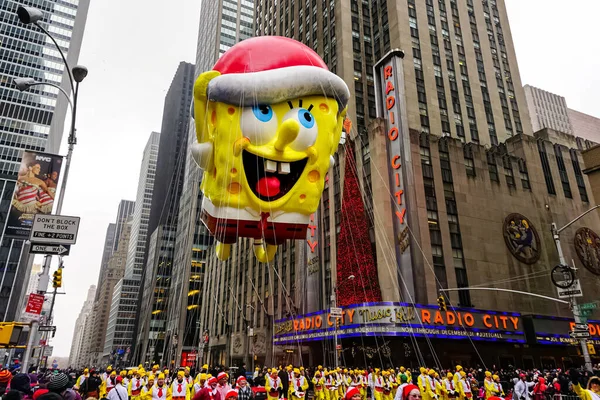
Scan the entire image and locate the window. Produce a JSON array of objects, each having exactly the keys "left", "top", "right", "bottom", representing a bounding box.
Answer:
[
  {"left": 518, "top": 159, "right": 531, "bottom": 190},
  {"left": 570, "top": 149, "right": 589, "bottom": 203},
  {"left": 487, "top": 152, "right": 499, "bottom": 183},
  {"left": 503, "top": 156, "right": 515, "bottom": 187},
  {"left": 537, "top": 140, "right": 556, "bottom": 195},
  {"left": 463, "top": 145, "right": 475, "bottom": 177},
  {"left": 554, "top": 144, "right": 572, "bottom": 199}
]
